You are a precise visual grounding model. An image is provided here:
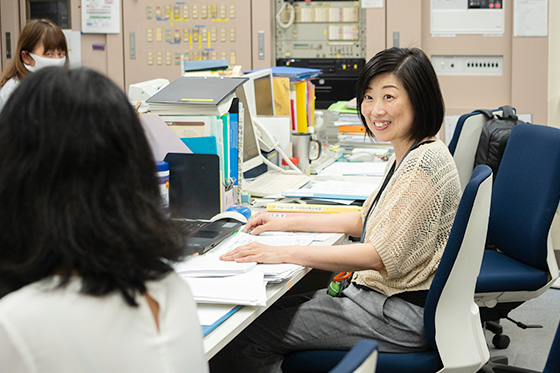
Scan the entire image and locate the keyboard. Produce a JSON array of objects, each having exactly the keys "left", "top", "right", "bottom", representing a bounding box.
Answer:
[
  {"left": 243, "top": 172, "right": 311, "bottom": 197},
  {"left": 177, "top": 220, "right": 210, "bottom": 234}
]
